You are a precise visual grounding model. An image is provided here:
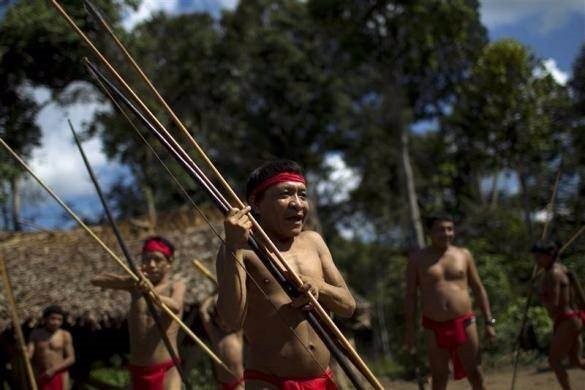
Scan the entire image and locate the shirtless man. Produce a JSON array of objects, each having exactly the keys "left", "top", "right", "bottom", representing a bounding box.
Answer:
[
  {"left": 404, "top": 214, "right": 496, "bottom": 390},
  {"left": 216, "top": 160, "right": 356, "bottom": 389},
  {"left": 532, "top": 241, "right": 585, "bottom": 390},
  {"left": 27, "top": 305, "right": 75, "bottom": 390},
  {"left": 199, "top": 294, "right": 244, "bottom": 389},
  {"left": 91, "top": 236, "right": 186, "bottom": 389}
]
